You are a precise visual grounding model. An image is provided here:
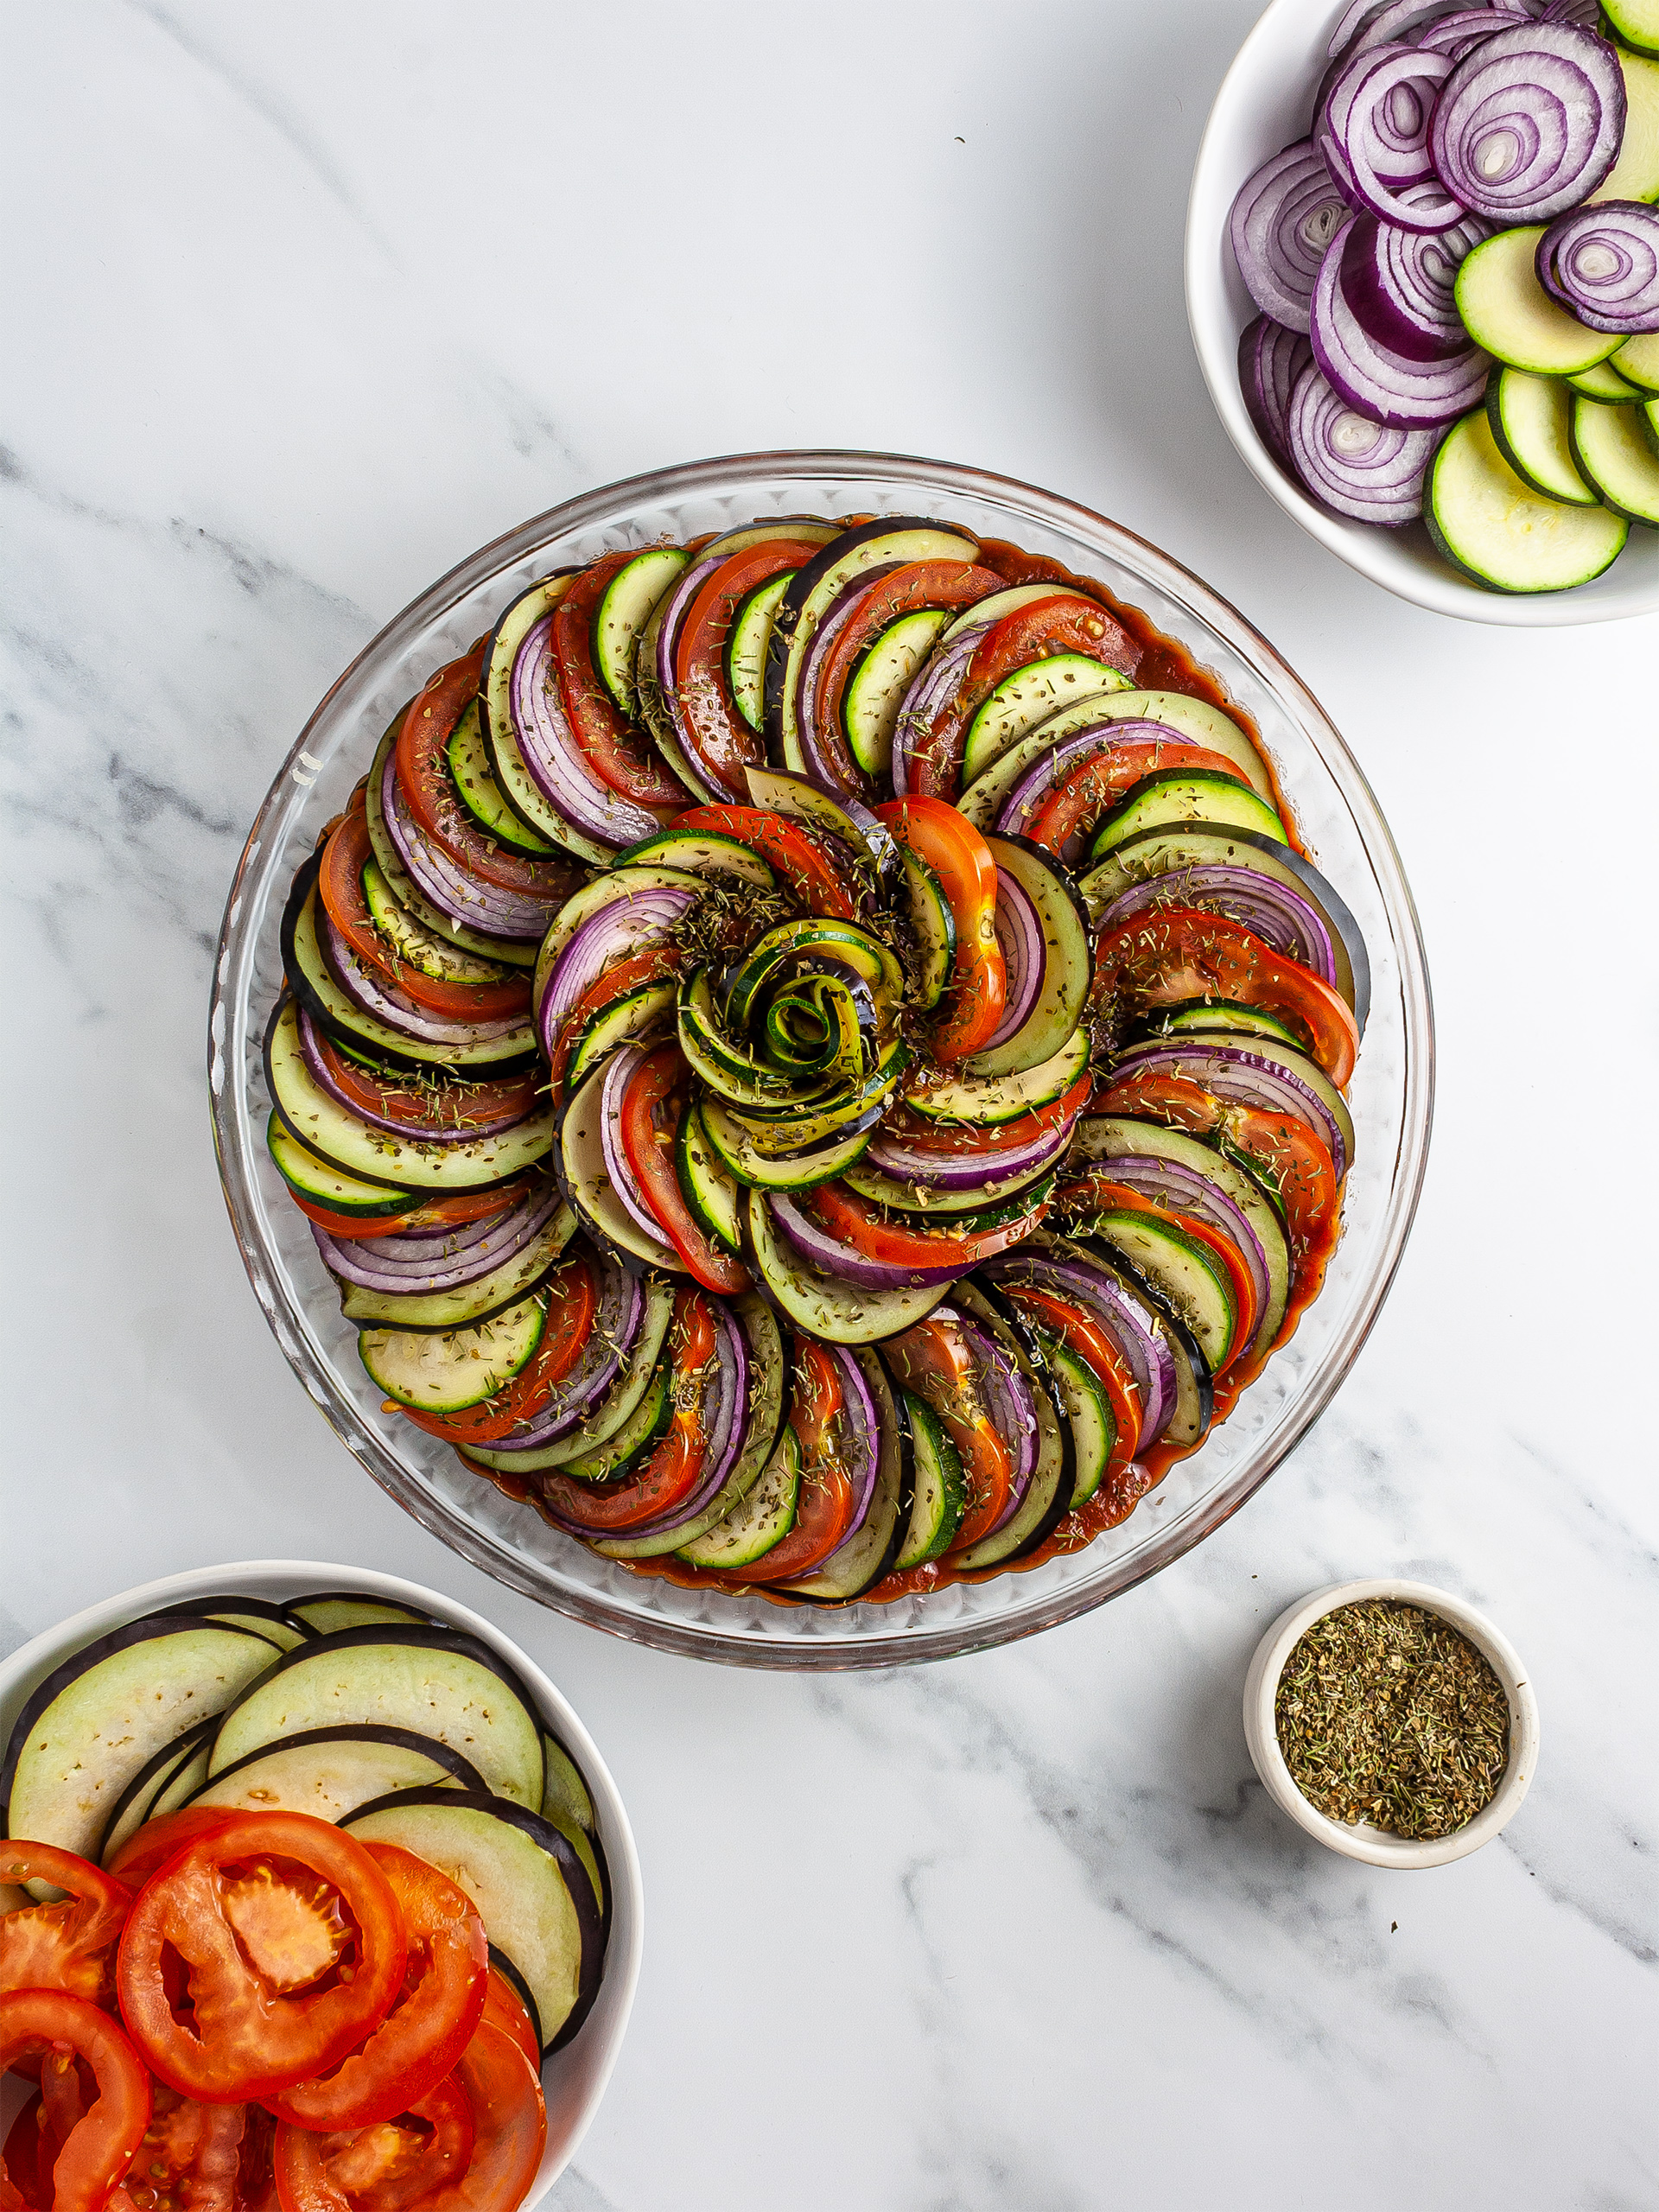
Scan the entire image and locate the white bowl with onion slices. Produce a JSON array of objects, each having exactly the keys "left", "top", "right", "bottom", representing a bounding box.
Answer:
[
  {"left": 1186, "top": 0, "right": 1659, "bottom": 623},
  {"left": 0, "top": 1560, "right": 642, "bottom": 2210}
]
